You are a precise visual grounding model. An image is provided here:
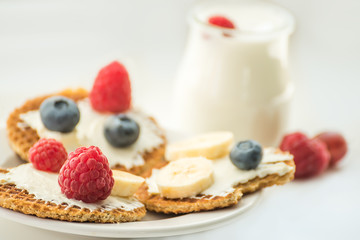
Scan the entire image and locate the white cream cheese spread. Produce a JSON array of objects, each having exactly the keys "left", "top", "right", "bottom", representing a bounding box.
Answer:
[
  {"left": 0, "top": 164, "right": 143, "bottom": 211},
  {"left": 20, "top": 99, "right": 164, "bottom": 169},
  {"left": 147, "top": 148, "right": 294, "bottom": 197}
]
